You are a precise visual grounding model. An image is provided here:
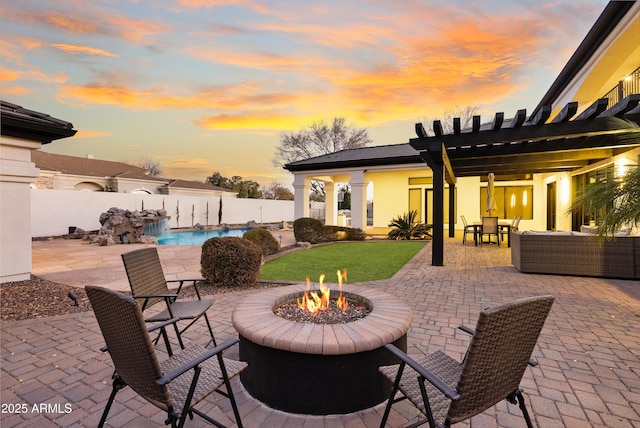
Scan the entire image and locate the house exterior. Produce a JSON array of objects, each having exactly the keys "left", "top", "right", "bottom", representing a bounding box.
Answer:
[
  {"left": 0, "top": 101, "right": 76, "bottom": 282},
  {"left": 31, "top": 150, "right": 237, "bottom": 197},
  {"left": 285, "top": 1, "right": 640, "bottom": 245}
]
